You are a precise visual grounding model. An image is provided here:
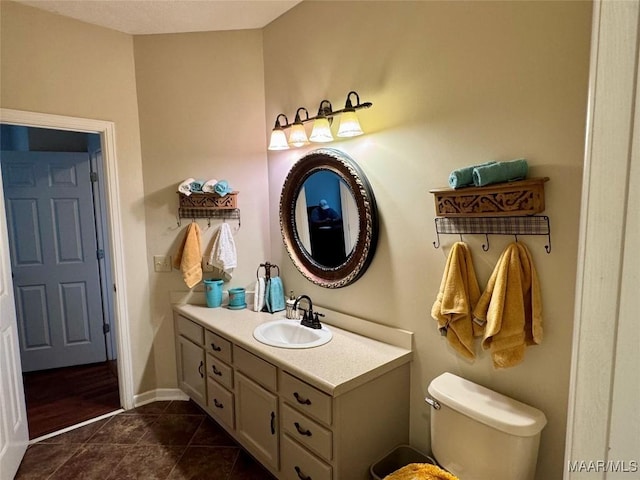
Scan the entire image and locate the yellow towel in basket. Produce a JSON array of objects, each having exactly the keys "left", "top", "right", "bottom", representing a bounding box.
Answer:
[{"left": 383, "top": 463, "right": 459, "bottom": 480}]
